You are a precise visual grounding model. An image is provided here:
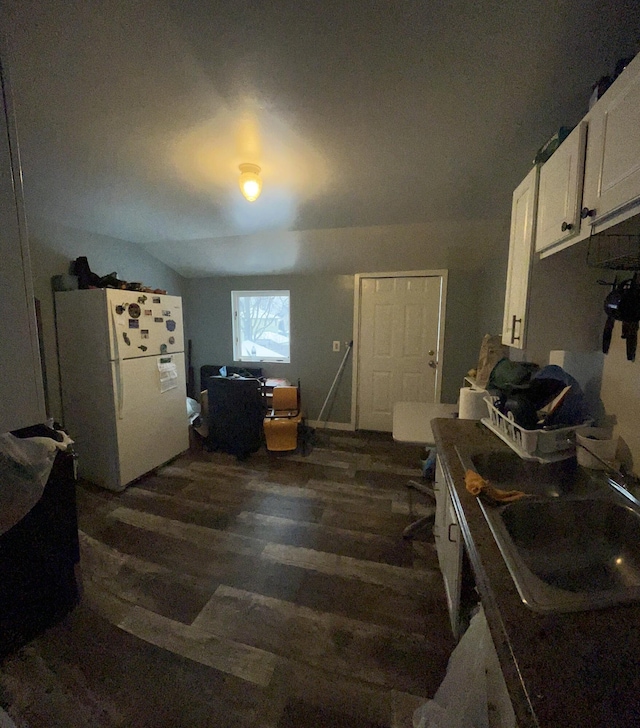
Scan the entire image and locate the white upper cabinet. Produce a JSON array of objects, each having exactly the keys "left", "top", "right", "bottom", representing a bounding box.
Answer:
[
  {"left": 502, "top": 166, "right": 539, "bottom": 349},
  {"left": 582, "top": 52, "right": 640, "bottom": 232},
  {"left": 535, "top": 122, "right": 587, "bottom": 255}
]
